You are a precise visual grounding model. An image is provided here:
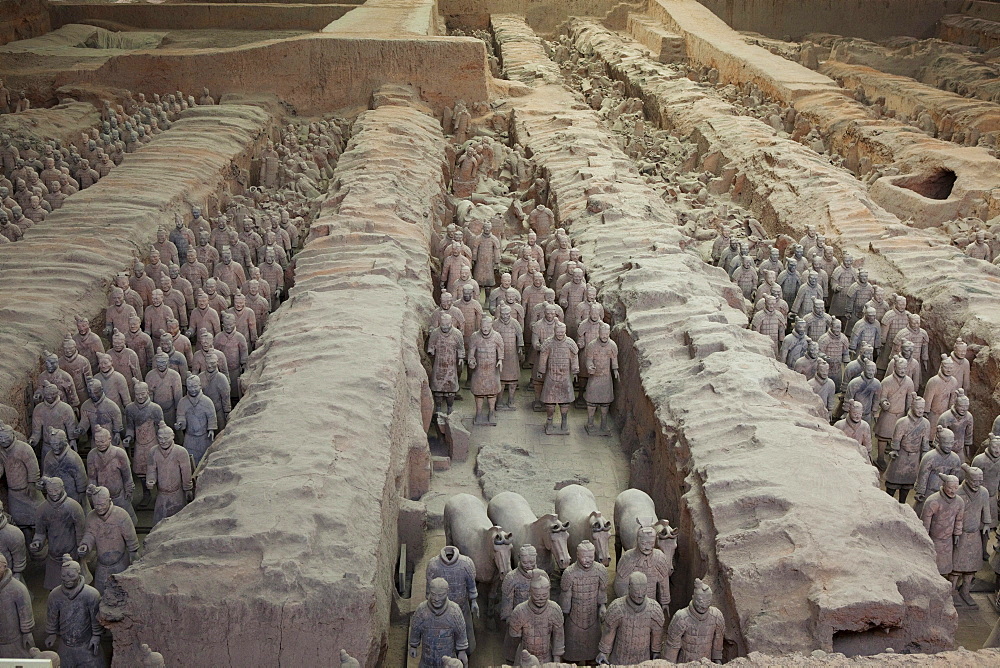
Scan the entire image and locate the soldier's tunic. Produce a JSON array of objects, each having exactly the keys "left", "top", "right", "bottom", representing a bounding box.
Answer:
[
  {"left": 938, "top": 408, "right": 974, "bottom": 459},
  {"left": 915, "top": 448, "right": 962, "bottom": 516},
  {"left": 584, "top": 338, "right": 618, "bottom": 405},
  {"left": 539, "top": 337, "right": 579, "bottom": 405},
  {"left": 875, "top": 374, "right": 914, "bottom": 442},
  {"left": 472, "top": 233, "right": 501, "bottom": 288},
  {"left": 32, "top": 399, "right": 77, "bottom": 457},
  {"left": 147, "top": 444, "right": 193, "bottom": 525},
  {"left": 427, "top": 328, "right": 465, "bottom": 394},
  {"left": 818, "top": 330, "right": 850, "bottom": 390},
  {"left": 86, "top": 445, "right": 136, "bottom": 523},
  {"left": 751, "top": 309, "right": 786, "bottom": 356},
  {"left": 79, "top": 505, "right": 138, "bottom": 593},
  {"left": 495, "top": 318, "right": 524, "bottom": 384},
  {"left": 428, "top": 305, "right": 465, "bottom": 332},
  {"left": 124, "top": 399, "right": 163, "bottom": 477},
  {"left": 955, "top": 482, "right": 992, "bottom": 574},
  {"left": 34, "top": 493, "right": 86, "bottom": 589},
  {"left": 508, "top": 599, "right": 565, "bottom": 663},
  {"left": 921, "top": 490, "right": 965, "bottom": 575},
  {"left": 93, "top": 370, "right": 130, "bottom": 416},
  {"left": 664, "top": 604, "right": 726, "bottom": 663},
  {"left": 834, "top": 417, "right": 873, "bottom": 464},
  {"left": 560, "top": 561, "right": 608, "bottom": 661},
  {"left": 77, "top": 395, "right": 122, "bottom": 442},
  {"left": 43, "top": 449, "right": 88, "bottom": 506},
  {"left": 599, "top": 595, "right": 665, "bottom": 665},
  {"left": 107, "top": 346, "right": 140, "bottom": 386},
  {"left": 214, "top": 329, "right": 248, "bottom": 399},
  {"left": 199, "top": 369, "right": 232, "bottom": 429},
  {"left": 885, "top": 413, "right": 931, "bottom": 488},
  {"left": 425, "top": 549, "right": 478, "bottom": 654},
  {"left": 125, "top": 329, "right": 154, "bottom": 375},
  {"left": 144, "top": 367, "right": 182, "bottom": 427},
  {"left": 0, "top": 515, "right": 27, "bottom": 582},
  {"left": 878, "top": 308, "right": 909, "bottom": 371},
  {"left": 0, "top": 440, "right": 43, "bottom": 526},
  {"left": 500, "top": 567, "right": 533, "bottom": 661},
  {"left": 37, "top": 367, "right": 79, "bottom": 408},
  {"left": 45, "top": 580, "right": 106, "bottom": 668},
  {"left": 176, "top": 392, "right": 217, "bottom": 464},
  {"left": 468, "top": 330, "right": 504, "bottom": 397},
  {"left": 72, "top": 331, "right": 104, "bottom": 373},
  {"left": 408, "top": 600, "right": 469, "bottom": 668}
]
